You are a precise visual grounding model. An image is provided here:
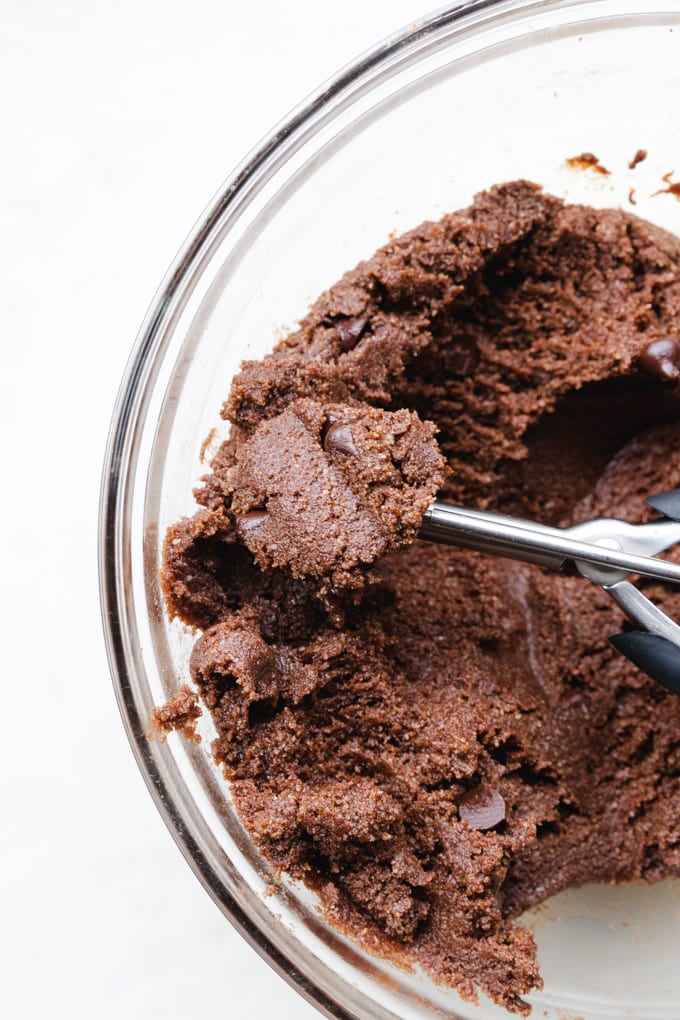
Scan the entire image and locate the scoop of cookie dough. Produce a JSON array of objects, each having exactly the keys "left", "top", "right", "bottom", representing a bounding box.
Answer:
[{"left": 227, "top": 399, "right": 445, "bottom": 590}]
